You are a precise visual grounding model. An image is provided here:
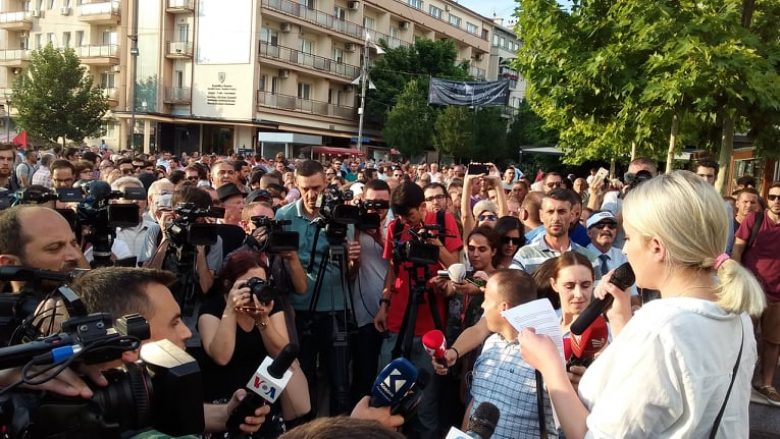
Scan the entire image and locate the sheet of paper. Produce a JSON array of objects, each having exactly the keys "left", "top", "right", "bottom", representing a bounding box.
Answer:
[{"left": 501, "top": 298, "right": 565, "bottom": 364}]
